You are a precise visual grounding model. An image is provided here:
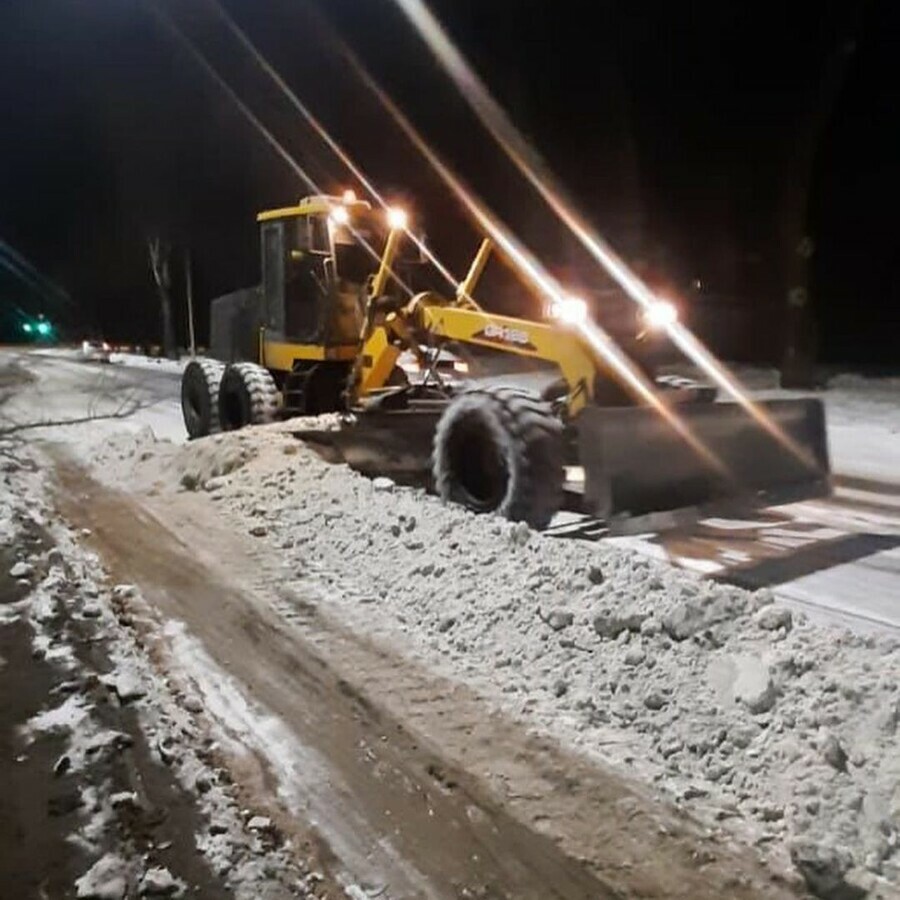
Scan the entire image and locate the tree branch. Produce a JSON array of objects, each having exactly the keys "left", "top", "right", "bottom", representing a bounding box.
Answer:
[{"left": 0, "top": 399, "right": 145, "bottom": 437}]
